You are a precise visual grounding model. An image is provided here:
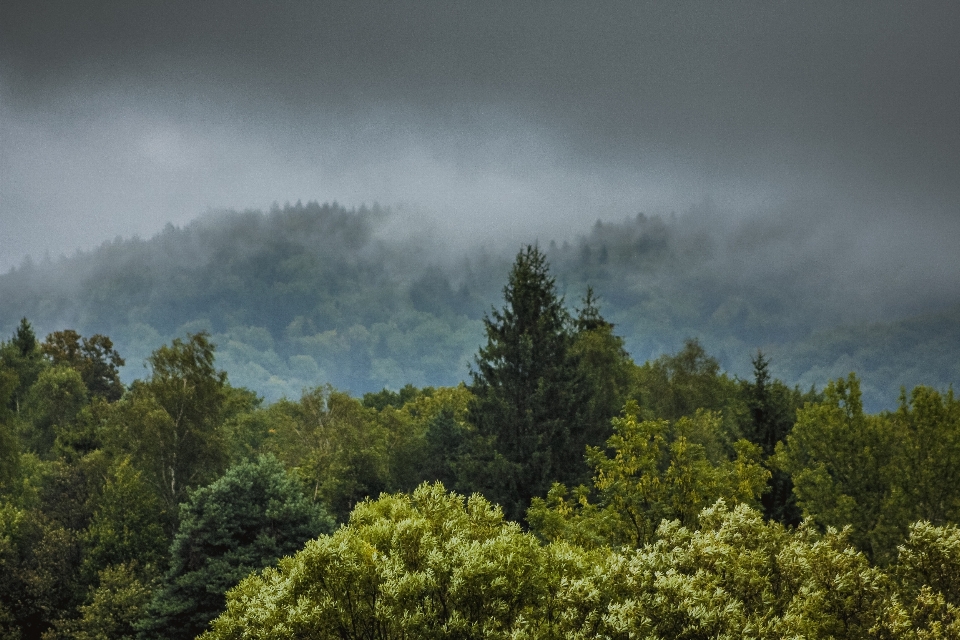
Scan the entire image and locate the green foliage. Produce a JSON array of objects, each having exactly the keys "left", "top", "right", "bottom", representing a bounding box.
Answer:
[
  {"left": 262, "top": 385, "right": 388, "bottom": 521},
  {"left": 469, "top": 245, "right": 586, "bottom": 521},
  {"left": 0, "top": 499, "right": 82, "bottom": 638},
  {"left": 51, "top": 562, "right": 156, "bottom": 640},
  {"left": 570, "top": 288, "right": 635, "bottom": 459},
  {"left": 0, "top": 319, "right": 46, "bottom": 417},
  {"left": 138, "top": 455, "right": 333, "bottom": 640},
  {"left": 203, "top": 487, "right": 960, "bottom": 640},
  {"left": 201, "top": 483, "right": 589, "bottom": 640},
  {"left": 80, "top": 457, "right": 169, "bottom": 584},
  {"left": 0, "top": 368, "right": 19, "bottom": 492},
  {"left": 0, "top": 330, "right": 171, "bottom": 637},
  {"left": 633, "top": 338, "right": 741, "bottom": 423},
  {"left": 104, "top": 333, "right": 230, "bottom": 524},
  {"left": 2, "top": 234, "right": 960, "bottom": 638},
  {"left": 529, "top": 401, "right": 769, "bottom": 549},
  {"left": 889, "top": 386, "right": 960, "bottom": 526},
  {"left": 365, "top": 384, "right": 476, "bottom": 495},
  {"left": 739, "top": 351, "right": 811, "bottom": 525},
  {"left": 41, "top": 330, "right": 125, "bottom": 402},
  {"left": 21, "top": 366, "right": 88, "bottom": 458},
  {"left": 598, "top": 503, "right": 894, "bottom": 639},
  {"left": 361, "top": 383, "right": 423, "bottom": 411},
  {"left": 879, "top": 521, "right": 960, "bottom": 638},
  {"left": 776, "top": 374, "right": 900, "bottom": 562},
  {"left": 0, "top": 500, "right": 26, "bottom": 636},
  {"left": 778, "top": 375, "right": 960, "bottom": 565},
  {"left": 219, "top": 387, "right": 269, "bottom": 465},
  {"left": 0, "top": 454, "right": 127, "bottom": 636},
  {"left": 897, "top": 521, "right": 960, "bottom": 607},
  {"left": 11, "top": 319, "right": 37, "bottom": 359}
]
